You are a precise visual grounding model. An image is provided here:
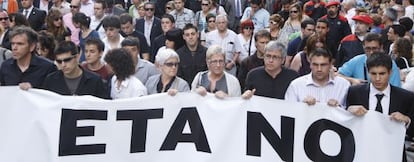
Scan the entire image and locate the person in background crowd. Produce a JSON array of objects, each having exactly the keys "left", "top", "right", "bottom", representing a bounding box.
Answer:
[
  {"left": 151, "top": 14, "right": 175, "bottom": 62},
  {"left": 205, "top": 15, "right": 241, "bottom": 76},
  {"left": 102, "top": 15, "right": 124, "bottom": 59},
  {"left": 200, "top": 13, "right": 215, "bottom": 46},
  {"left": 304, "top": 0, "right": 326, "bottom": 21},
  {"left": 177, "top": 23, "right": 208, "bottom": 85},
  {"left": 105, "top": 48, "right": 147, "bottom": 99},
  {"left": 341, "top": 0, "right": 356, "bottom": 33},
  {"left": 370, "top": 14, "right": 382, "bottom": 34},
  {"left": 220, "top": 0, "right": 243, "bottom": 33},
  {"left": 192, "top": 45, "right": 241, "bottom": 98},
  {"left": 46, "top": 9, "right": 71, "bottom": 43},
  {"left": 402, "top": 0, "right": 414, "bottom": 21},
  {"left": 285, "top": 48, "right": 350, "bottom": 108},
  {"left": 42, "top": 41, "right": 109, "bottom": 99},
  {"left": 137, "top": 3, "right": 146, "bottom": 18},
  {"left": 9, "top": 12, "right": 29, "bottom": 28},
  {"left": 121, "top": 37, "right": 159, "bottom": 85},
  {"left": 37, "top": 31, "right": 55, "bottom": 61},
  {"left": 267, "top": 14, "right": 284, "bottom": 41},
  {"left": 19, "top": 0, "right": 46, "bottom": 31},
  {"left": 119, "top": 13, "right": 150, "bottom": 60},
  {"left": 277, "top": 0, "right": 291, "bottom": 22},
  {"left": 237, "top": 20, "right": 256, "bottom": 60},
  {"left": 338, "top": 33, "right": 401, "bottom": 87},
  {"left": 0, "top": 10, "right": 11, "bottom": 50},
  {"left": 128, "top": 0, "right": 143, "bottom": 19},
  {"left": 90, "top": 0, "right": 107, "bottom": 40},
  {"left": 320, "top": 1, "right": 351, "bottom": 63},
  {"left": 1, "top": 0, "right": 19, "bottom": 14},
  {"left": 169, "top": 0, "right": 195, "bottom": 29},
  {"left": 50, "top": 0, "right": 70, "bottom": 15},
  {"left": 346, "top": 52, "right": 414, "bottom": 162},
  {"left": 165, "top": 1, "right": 175, "bottom": 14},
  {"left": 135, "top": 2, "right": 162, "bottom": 48},
  {"left": 336, "top": 15, "right": 373, "bottom": 67},
  {"left": 194, "top": 0, "right": 212, "bottom": 33},
  {"left": 392, "top": 38, "right": 413, "bottom": 80},
  {"left": 237, "top": 29, "right": 271, "bottom": 90},
  {"left": 279, "top": 2, "right": 309, "bottom": 46},
  {"left": 0, "top": 46, "right": 12, "bottom": 65},
  {"left": 80, "top": 0, "right": 94, "bottom": 17},
  {"left": 163, "top": 28, "right": 185, "bottom": 51},
  {"left": 285, "top": 18, "right": 315, "bottom": 68},
  {"left": 146, "top": 48, "right": 190, "bottom": 95},
  {"left": 1, "top": 26, "right": 56, "bottom": 88},
  {"left": 81, "top": 38, "right": 113, "bottom": 83},
  {"left": 290, "top": 34, "right": 327, "bottom": 76},
  {"left": 73, "top": 12, "right": 99, "bottom": 63},
  {"left": 393, "top": 4, "right": 405, "bottom": 20},
  {"left": 242, "top": 41, "right": 298, "bottom": 99},
  {"left": 240, "top": 0, "right": 270, "bottom": 33},
  {"left": 398, "top": 17, "right": 413, "bottom": 42},
  {"left": 62, "top": 0, "right": 81, "bottom": 45},
  {"left": 387, "top": 24, "right": 406, "bottom": 56},
  {"left": 381, "top": 7, "right": 398, "bottom": 54}
]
